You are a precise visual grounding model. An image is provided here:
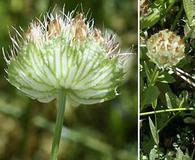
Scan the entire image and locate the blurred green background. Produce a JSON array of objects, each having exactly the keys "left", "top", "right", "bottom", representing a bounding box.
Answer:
[{"left": 0, "top": 0, "right": 137, "bottom": 159}]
